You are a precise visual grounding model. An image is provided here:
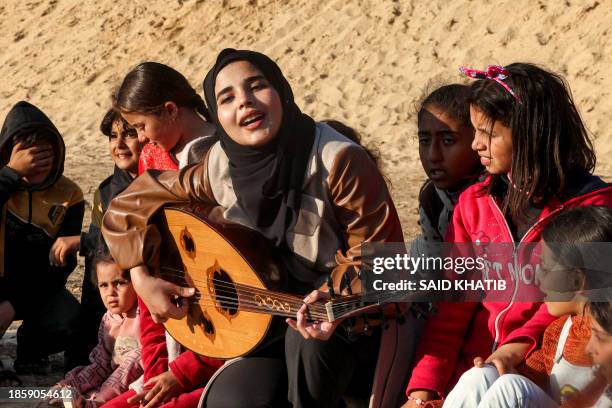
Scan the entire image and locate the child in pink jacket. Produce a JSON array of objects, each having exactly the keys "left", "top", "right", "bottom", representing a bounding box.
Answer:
[{"left": 49, "top": 245, "right": 142, "bottom": 408}]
